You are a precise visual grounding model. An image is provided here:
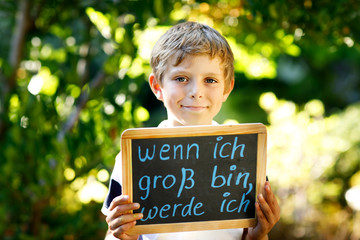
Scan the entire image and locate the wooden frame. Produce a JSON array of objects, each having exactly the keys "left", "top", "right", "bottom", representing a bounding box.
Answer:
[{"left": 121, "top": 123, "right": 267, "bottom": 235}]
